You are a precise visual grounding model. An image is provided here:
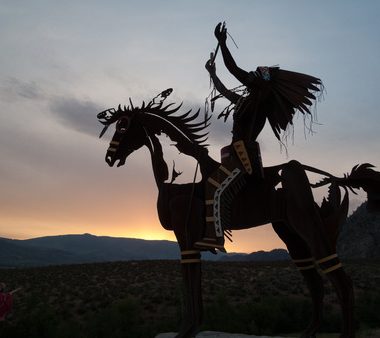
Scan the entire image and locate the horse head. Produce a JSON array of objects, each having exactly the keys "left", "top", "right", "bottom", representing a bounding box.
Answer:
[
  {"left": 97, "top": 105, "right": 147, "bottom": 167},
  {"left": 97, "top": 89, "right": 174, "bottom": 167}
]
